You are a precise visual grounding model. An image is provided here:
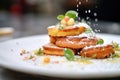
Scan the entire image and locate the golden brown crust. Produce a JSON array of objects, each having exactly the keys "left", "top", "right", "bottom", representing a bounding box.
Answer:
[
  {"left": 42, "top": 43, "right": 76, "bottom": 56},
  {"left": 80, "top": 45, "right": 115, "bottom": 59},
  {"left": 49, "top": 36, "right": 56, "bottom": 44},
  {"left": 55, "top": 37, "right": 98, "bottom": 49},
  {"left": 48, "top": 26, "right": 86, "bottom": 37}
]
